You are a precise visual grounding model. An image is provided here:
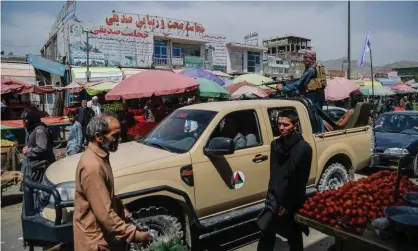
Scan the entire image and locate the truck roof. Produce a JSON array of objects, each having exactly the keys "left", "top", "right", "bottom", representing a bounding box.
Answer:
[{"left": 179, "top": 99, "right": 302, "bottom": 112}]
